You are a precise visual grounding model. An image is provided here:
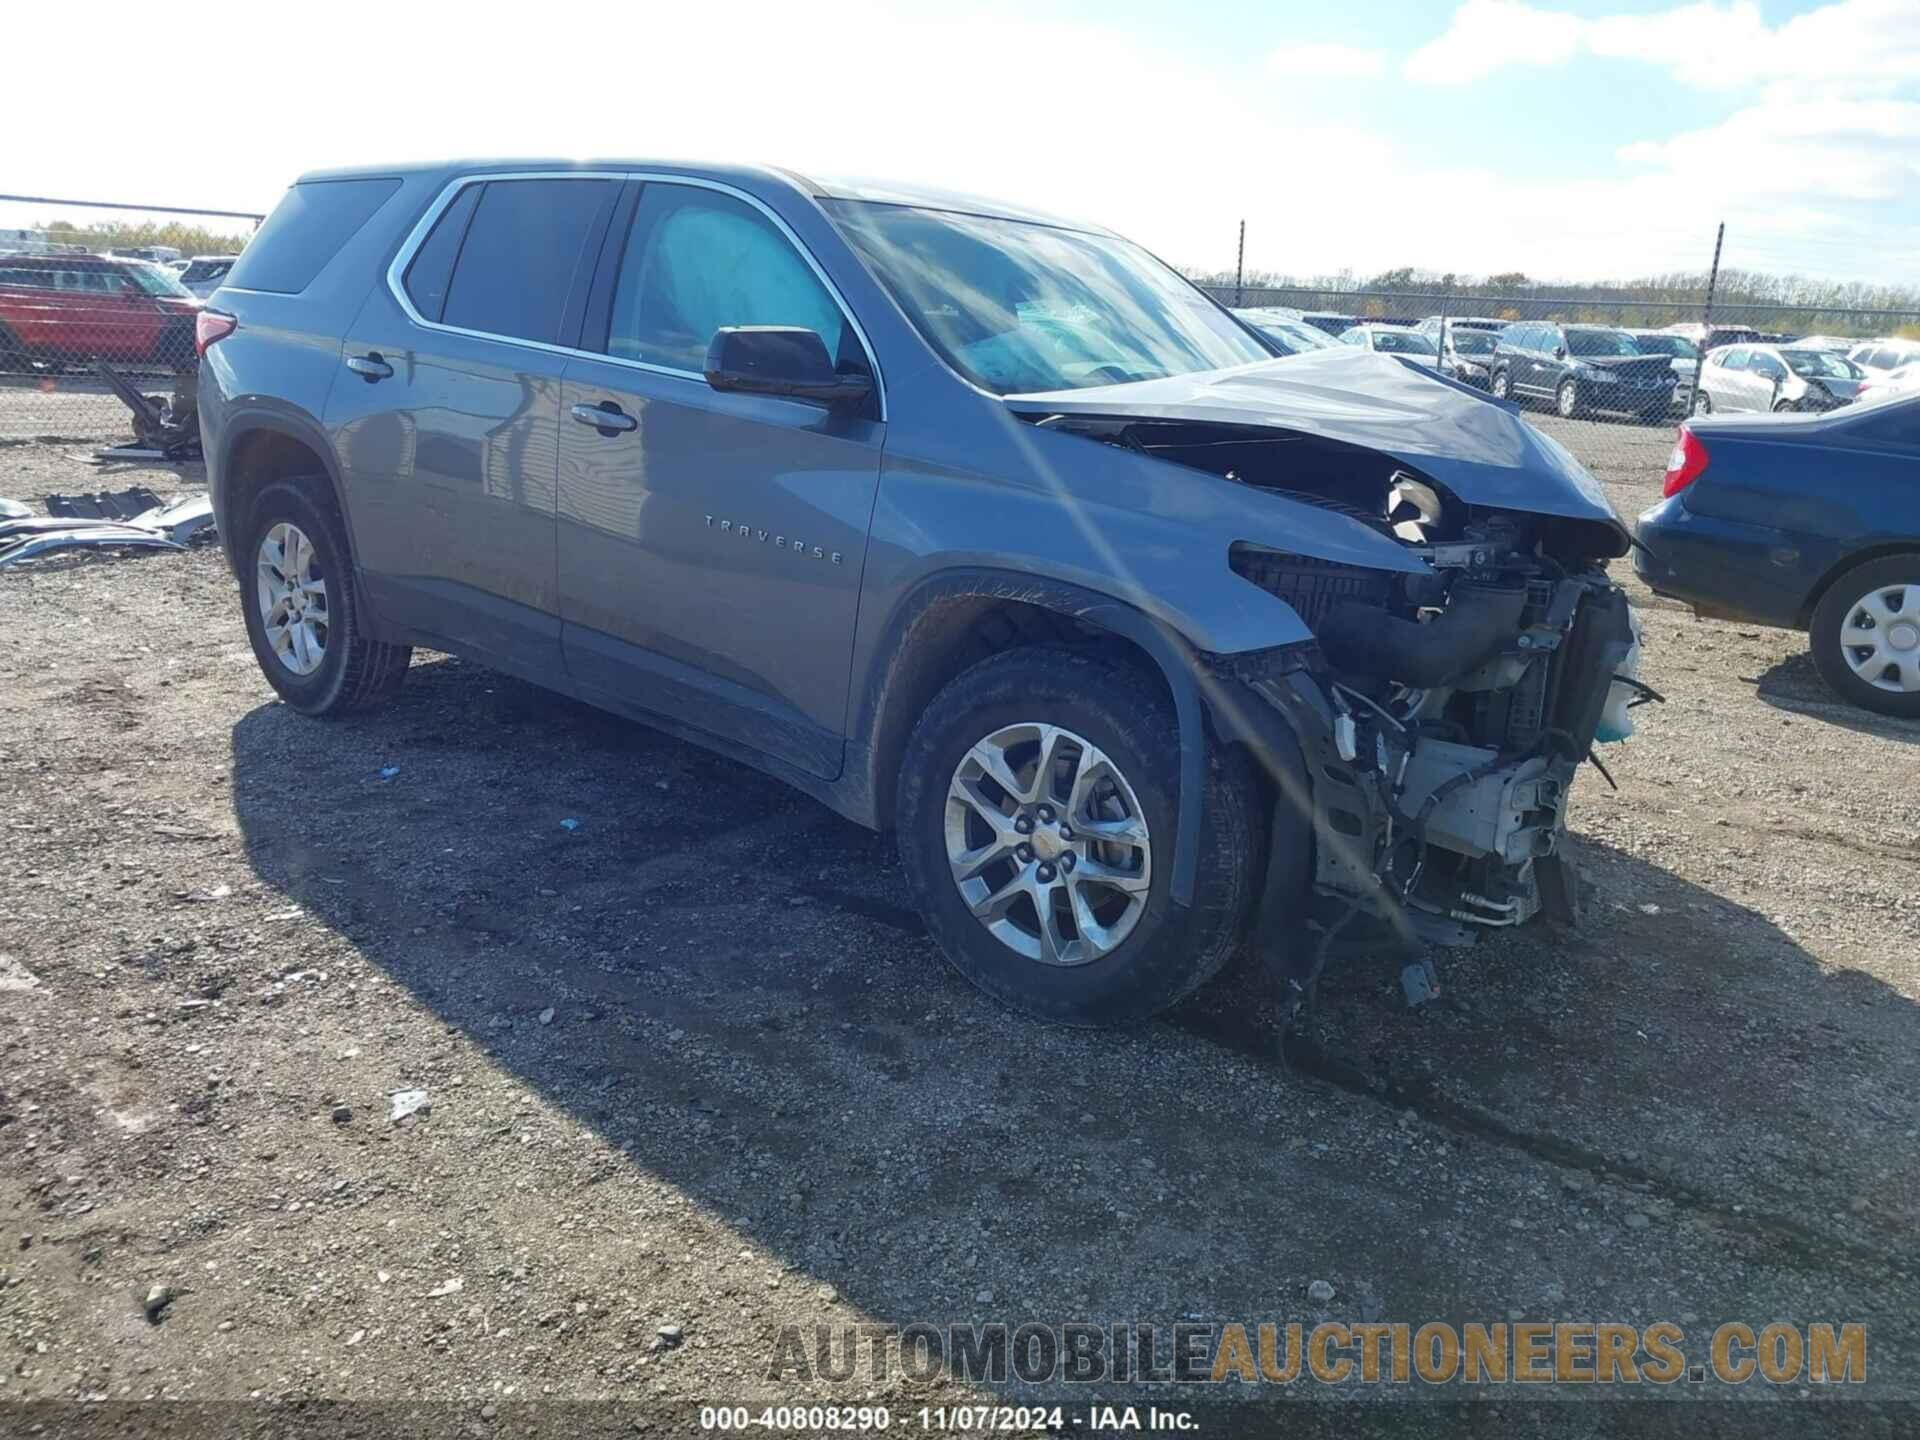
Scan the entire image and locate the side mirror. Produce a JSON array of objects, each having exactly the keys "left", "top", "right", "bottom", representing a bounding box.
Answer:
[
  {"left": 704, "top": 327, "right": 872, "bottom": 411},
  {"left": 1553, "top": 343, "right": 1568, "bottom": 359}
]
